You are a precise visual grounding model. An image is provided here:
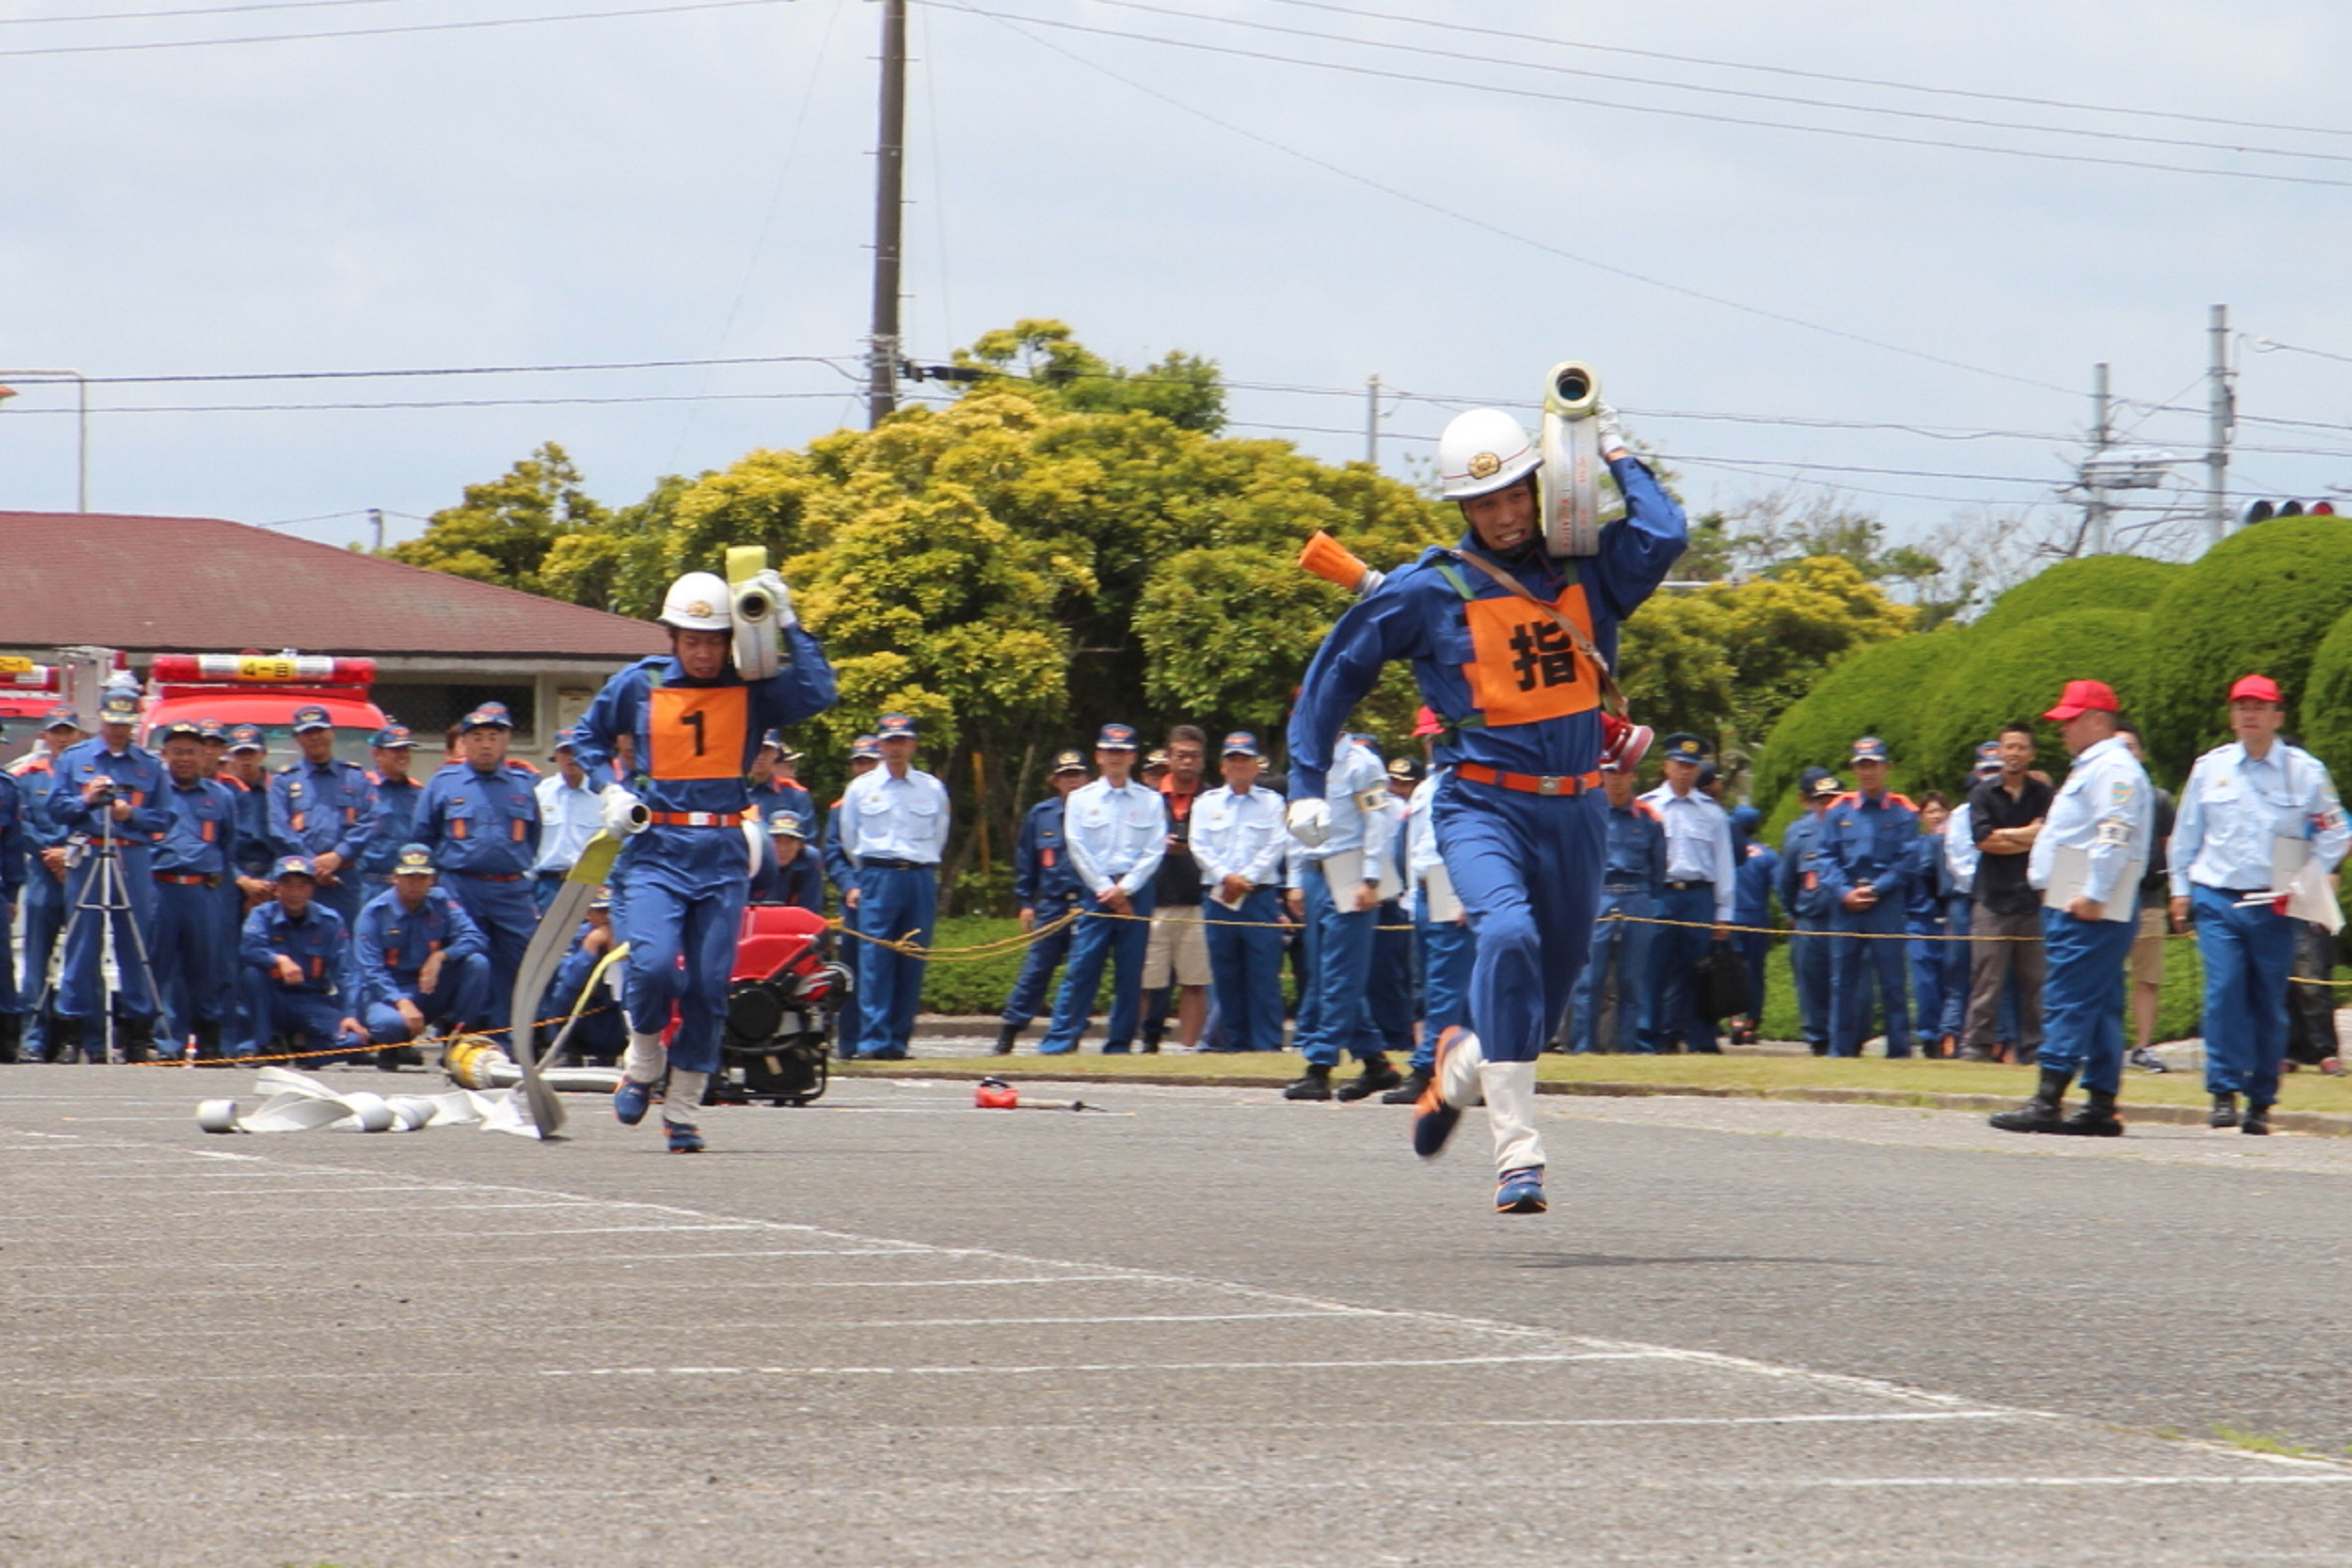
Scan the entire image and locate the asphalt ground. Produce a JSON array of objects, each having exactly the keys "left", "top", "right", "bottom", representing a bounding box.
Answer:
[{"left": 6, "top": 1065, "right": 2352, "bottom": 1566}]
